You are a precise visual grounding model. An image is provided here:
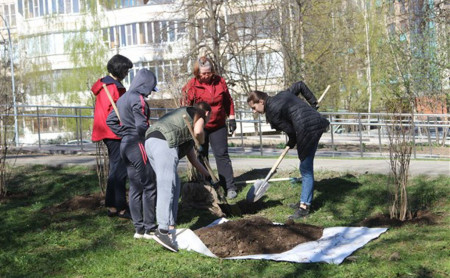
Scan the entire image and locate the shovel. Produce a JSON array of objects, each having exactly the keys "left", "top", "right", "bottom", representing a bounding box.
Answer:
[{"left": 246, "top": 146, "right": 290, "bottom": 202}]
